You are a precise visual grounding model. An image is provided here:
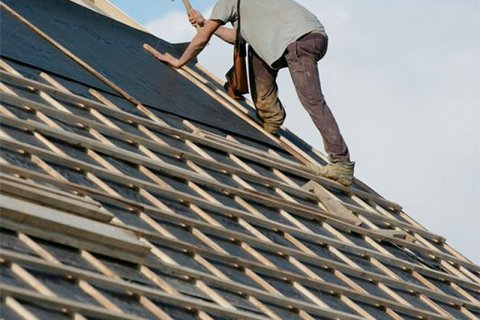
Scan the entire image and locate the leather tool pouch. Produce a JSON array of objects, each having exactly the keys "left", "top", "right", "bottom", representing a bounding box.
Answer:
[{"left": 225, "top": 0, "right": 249, "bottom": 100}]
